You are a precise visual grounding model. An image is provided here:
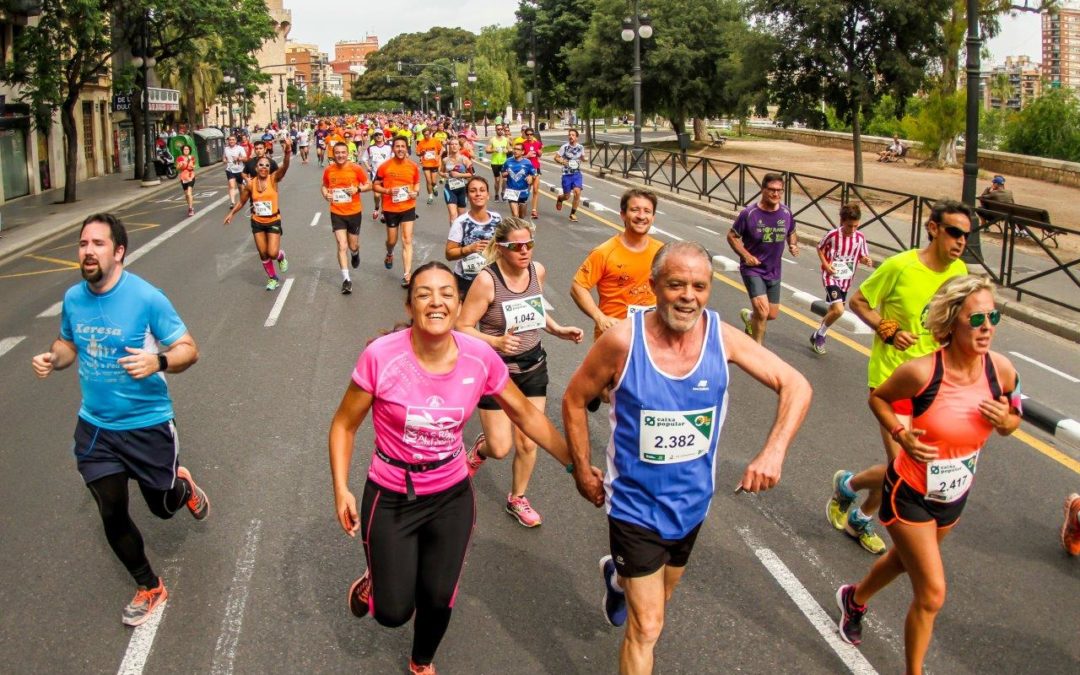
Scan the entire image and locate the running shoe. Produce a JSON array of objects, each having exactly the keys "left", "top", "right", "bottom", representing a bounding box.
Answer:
[
  {"left": 845, "top": 511, "right": 886, "bottom": 555},
  {"left": 555, "top": 197, "right": 564, "bottom": 212},
  {"left": 351, "top": 250, "right": 360, "bottom": 269},
  {"left": 811, "top": 332, "right": 827, "bottom": 355},
  {"left": 427, "top": 194, "right": 434, "bottom": 205},
  {"left": 342, "top": 279, "right": 353, "bottom": 295},
  {"left": 506, "top": 494, "right": 542, "bottom": 527},
  {"left": 835, "top": 584, "right": 866, "bottom": 646},
  {"left": 266, "top": 277, "right": 279, "bottom": 291},
  {"left": 176, "top": 466, "right": 209, "bottom": 520},
  {"left": 466, "top": 433, "right": 486, "bottom": 477},
  {"left": 599, "top": 555, "right": 627, "bottom": 627},
  {"left": 372, "top": 210, "right": 380, "bottom": 220},
  {"left": 278, "top": 255, "right": 288, "bottom": 273},
  {"left": 408, "top": 660, "right": 436, "bottom": 675},
  {"left": 187, "top": 207, "right": 194, "bottom": 217},
  {"left": 531, "top": 209, "right": 539, "bottom": 220},
  {"left": 739, "top": 308, "right": 753, "bottom": 336},
  {"left": 122, "top": 579, "right": 168, "bottom": 627},
  {"left": 569, "top": 212, "right": 579, "bottom": 222},
  {"left": 384, "top": 252, "right": 394, "bottom": 269},
  {"left": 348, "top": 569, "right": 371, "bottom": 618},
  {"left": 826, "top": 470, "right": 856, "bottom": 531},
  {"left": 1062, "top": 493, "right": 1080, "bottom": 556},
  {"left": 401, "top": 276, "right": 410, "bottom": 288}
]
